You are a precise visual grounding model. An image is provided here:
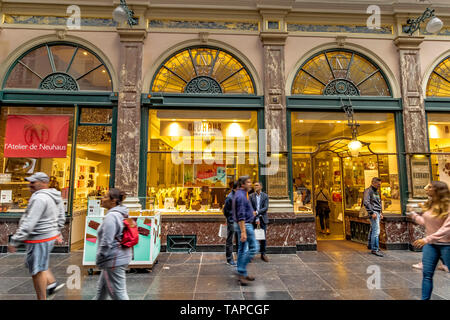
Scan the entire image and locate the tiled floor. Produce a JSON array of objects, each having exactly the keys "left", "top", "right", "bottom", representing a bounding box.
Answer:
[{"left": 0, "top": 240, "right": 448, "bottom": 300}]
